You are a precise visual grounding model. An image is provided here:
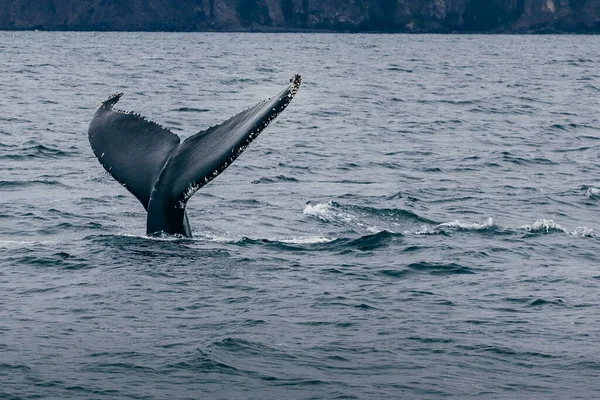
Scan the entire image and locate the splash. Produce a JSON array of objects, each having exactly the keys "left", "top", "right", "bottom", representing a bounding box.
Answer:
[
  {"left": 519, "top": 220, "right": 596, "bottom": 237},
  {"left": 570, "top": 227, "right": 595, "bottom": 237},
  {"left": 520, "top": 219, "right": 567, "bottom": 234},
  {"left": 586, "top": 187, "right": 600, "bottom": 198}
]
